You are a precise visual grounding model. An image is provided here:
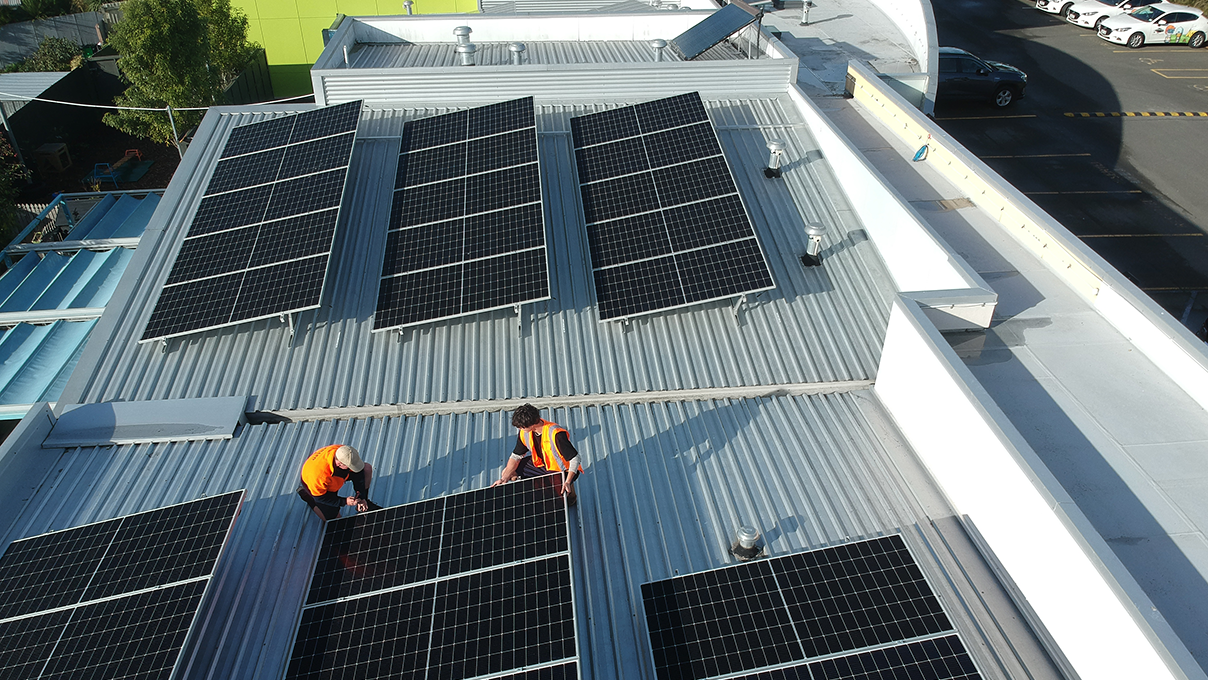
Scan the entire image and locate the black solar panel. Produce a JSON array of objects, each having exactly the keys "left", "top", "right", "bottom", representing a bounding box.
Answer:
[
  {"left": 142, "top": 102, "right": 362, "bottom": 342},
  {"left": 0, "top": 492, "right": 244, "bottom": 680},
  {"left": 494, "top": 663, "right": 579, "bottom": 680},
  {"left": 287, "top": 475, "right": 578, "bottom": 680},
  {"left": 571, "top": 92, "right": 775, "bottom": 321},
  {"left": 428, "top": 555, "right": 576, "bottom": 679},
  {"left": 643, "top": 560, "right": 803, "bottom": 680},
  {"left": 810, "top": 636, "right": 982, "bottom": 680},
  {"left": 0, "top": 518, "right": 121, "bottom": 620},
  {"left": 774, "top": 535, "right": 951, "bottom": 658},
  {"left": 641, "top": 535, "right": 973, "bottom": 680},
  {"left": 669, "top": 1, "right": 760, "bottom": 61},
  {"left": 375, "top": 97, "right": 550, "bottom": 331}
]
